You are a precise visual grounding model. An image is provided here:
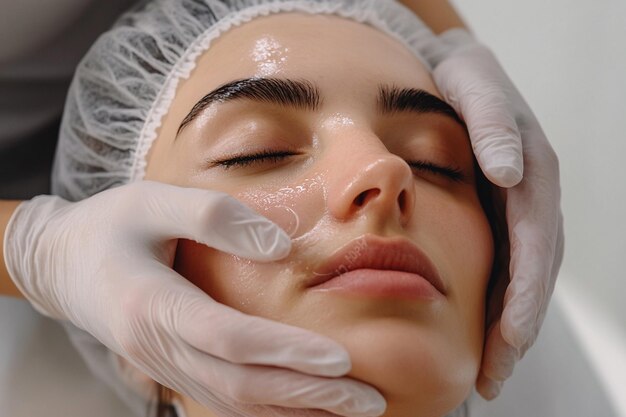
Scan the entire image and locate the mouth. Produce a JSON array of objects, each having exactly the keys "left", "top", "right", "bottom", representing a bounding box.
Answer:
[{"left": 307, "top": 234, "right": 446, "bottom": 299}]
